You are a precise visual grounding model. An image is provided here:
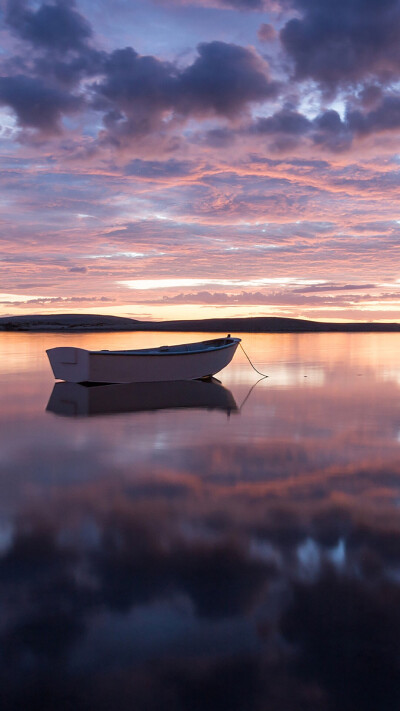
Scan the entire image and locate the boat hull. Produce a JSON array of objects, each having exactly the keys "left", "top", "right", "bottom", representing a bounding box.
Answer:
[{"left": 46, "top": 338, "right": 240, "bottom": 383}]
